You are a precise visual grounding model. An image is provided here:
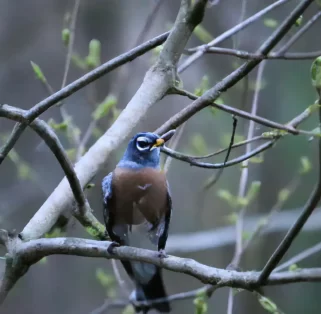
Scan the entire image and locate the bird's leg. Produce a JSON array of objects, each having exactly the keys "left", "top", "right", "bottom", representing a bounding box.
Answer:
[
  {"left": 106, "top": 212, "right": 122, "bottom": 254},
  {"left": 107, "top": 241, "right": 121, "bottom": 254},
  {"left": 158, "top": 249, "right": 168, "bottom": 259}
]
